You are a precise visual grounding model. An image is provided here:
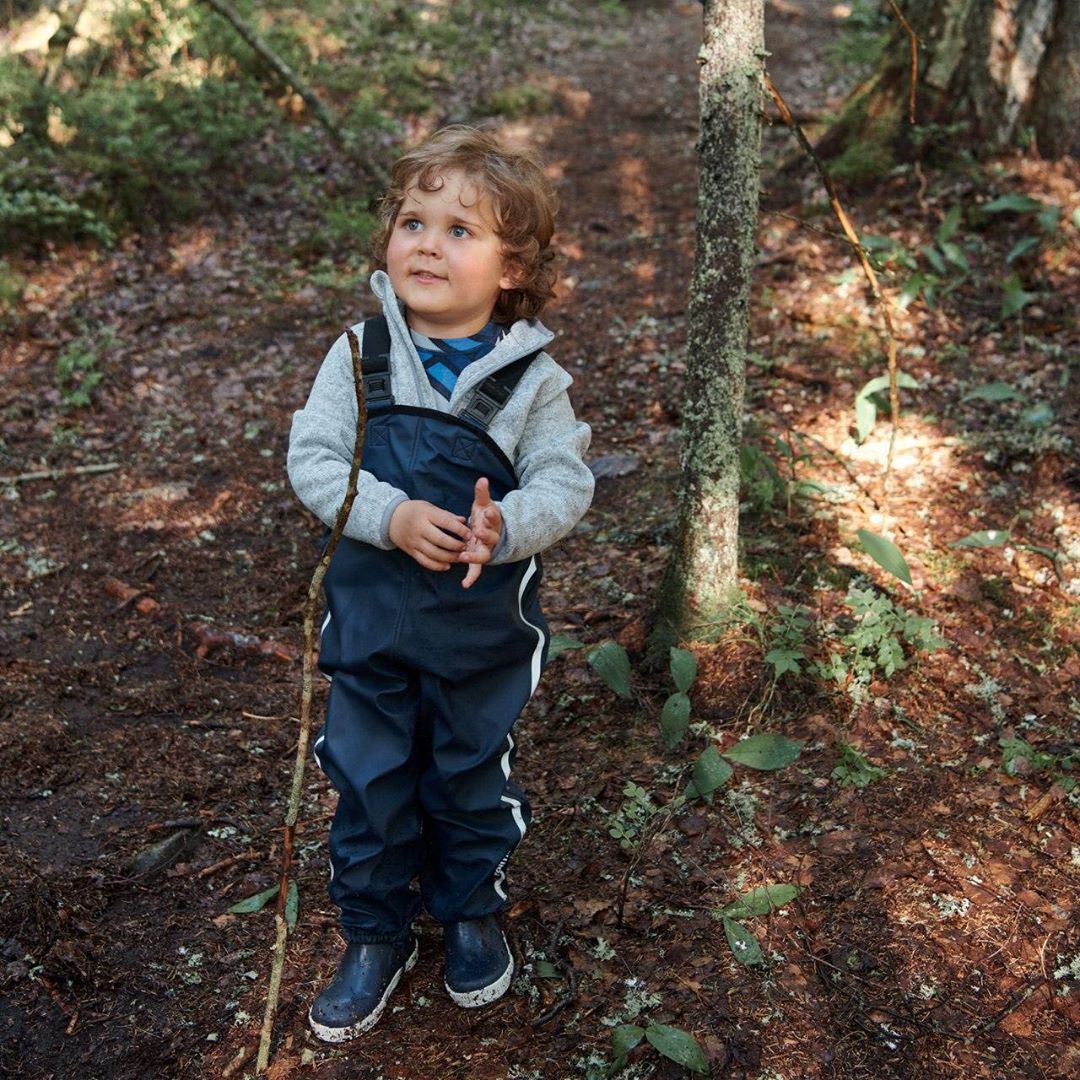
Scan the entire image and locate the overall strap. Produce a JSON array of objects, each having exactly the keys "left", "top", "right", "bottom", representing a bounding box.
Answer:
[
  {"left": 360, "top": 315, "right": 394, "bottom": 407},
  {"left": 460, "top": 351, "right": 541, "bottom": 431}
]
